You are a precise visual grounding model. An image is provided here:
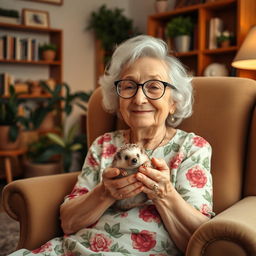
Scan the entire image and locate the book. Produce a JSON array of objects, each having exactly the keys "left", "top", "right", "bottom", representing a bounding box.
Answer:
[{"left": 208, "top": 17, "right": 223, "bottom": 49}]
